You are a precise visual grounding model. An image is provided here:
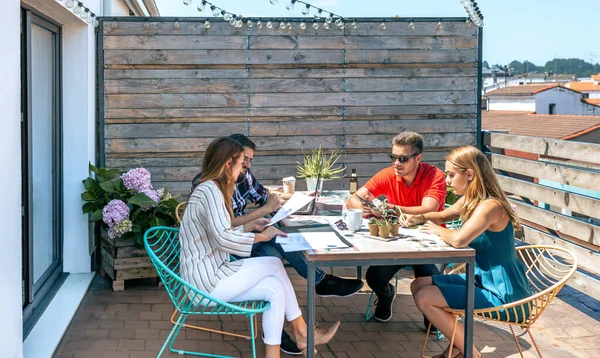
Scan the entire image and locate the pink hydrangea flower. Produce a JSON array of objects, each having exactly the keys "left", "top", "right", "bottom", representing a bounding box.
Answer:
[
  {"left": 102, "top": 199, "right": 130, "bottom": 228},
  {"left": 121, "top": 167, "right": 153, "bottom": 193},
  {"left": 143, "top": 189, "right": 160, "bottom": 204}
]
